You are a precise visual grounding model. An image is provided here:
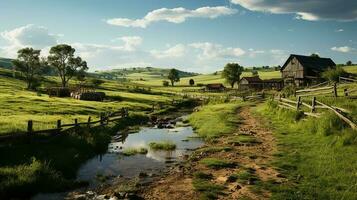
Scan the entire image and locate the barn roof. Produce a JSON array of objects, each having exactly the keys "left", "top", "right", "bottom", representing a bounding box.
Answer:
[
  {"left": 281, "top": 54, "right": 336, "bottom": 72},
  {"left": 240, "top": 76, "right": 262, "bottom": 83}
]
